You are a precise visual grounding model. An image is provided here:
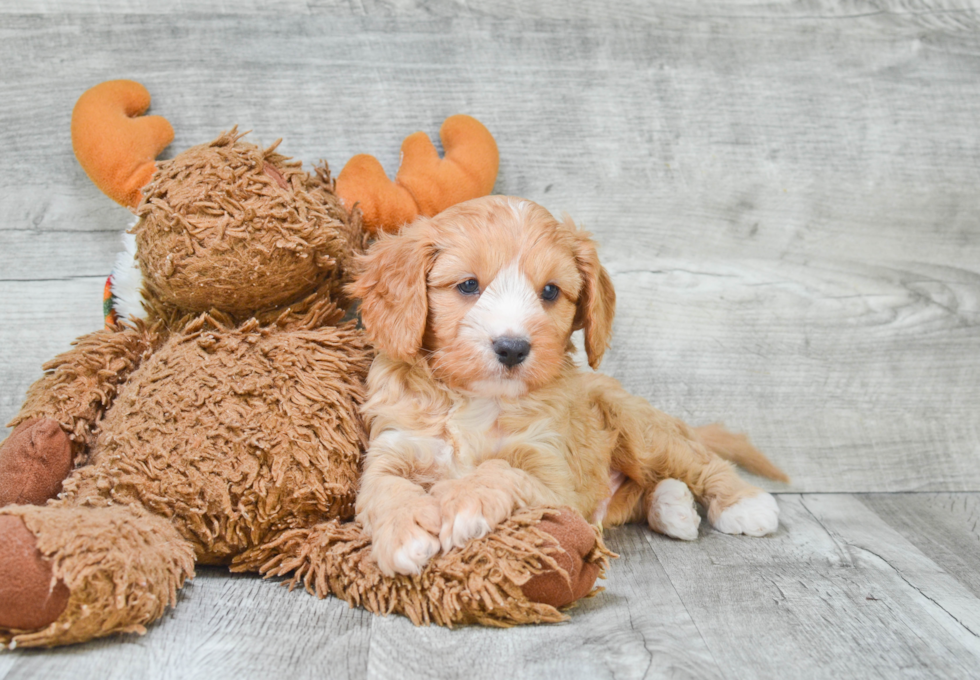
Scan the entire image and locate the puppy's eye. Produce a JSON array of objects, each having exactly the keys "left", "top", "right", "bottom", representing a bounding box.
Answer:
[
  {"left": 457, "top": 279, "right": 480, "bottom": 296},
  {"left": 541, "top": 283, "right": 560, "bottom": 301}
]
